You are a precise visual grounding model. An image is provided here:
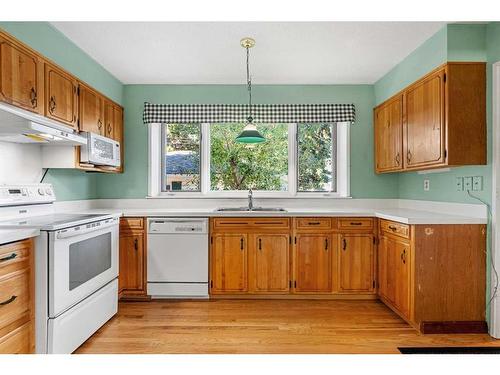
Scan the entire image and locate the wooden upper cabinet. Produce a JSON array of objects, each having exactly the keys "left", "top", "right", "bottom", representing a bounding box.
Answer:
[
  {"left": 374, "top": 95, "right": 403, "bottom": 173},
  {"left": 211, "top": 233, "right": 248, "bottom": 293},
  {"left": 250, "top": 234, "right": 289, "bottom": 293},
  {"left": 79, "top": 84, "right": 104, "bottom": 134},
  {"left": 405, "top": 70, "right": 445, "bottom": 169},
  {"left": 0, "top": 32, "right": 44, "bottom": 114},
  {"left": 374, "top": 62, "right": 486, "bottom": 174},
  {"left": 104, "top": 100, "right": 115, "bottom": 139},
  {"left": 294, "top": 234, "right": 332, "bottom": 293},
  {"left": 338, "top": 234, "right": 374, "bottom": 293},
  {"left": 45, "top": 63, "right": 78, "bottom": 129}
]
